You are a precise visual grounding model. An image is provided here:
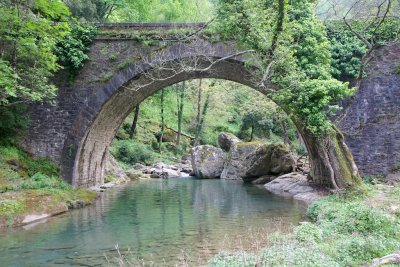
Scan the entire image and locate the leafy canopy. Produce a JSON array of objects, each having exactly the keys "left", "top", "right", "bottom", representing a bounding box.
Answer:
[
  {"left": 215, "top": 0, "right": 355, "bottom": 135},
  {"left": 0, "top": 0, "right": 71, "bottom": 106}
]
